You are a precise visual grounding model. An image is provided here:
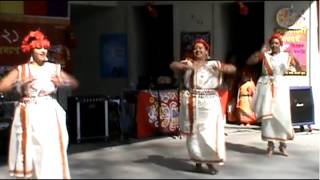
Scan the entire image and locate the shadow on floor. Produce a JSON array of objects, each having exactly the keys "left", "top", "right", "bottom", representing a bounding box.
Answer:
[
  {"left": 134, "top": 154, "right": 220, "bottom": 175},
  {"left": 0, "top": 135, "right": 180, "bottom": 167},
  {"left": 134, "top": 154, "right": 194, "bottom": 172},
  {"left": 67, "top": 135, "right": 177, "bottom": 155},
  {"left": 226, "top": 142, "right": 266, "bottom": 155}
]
